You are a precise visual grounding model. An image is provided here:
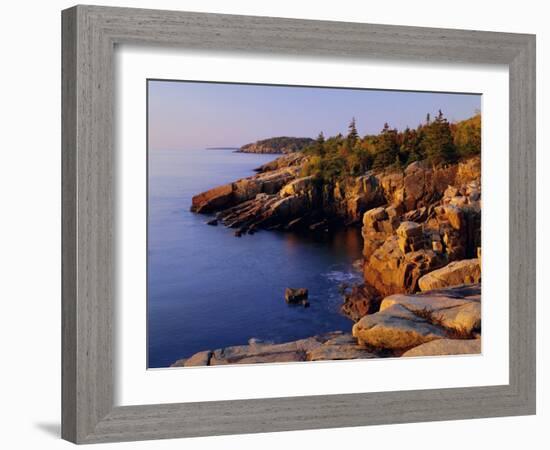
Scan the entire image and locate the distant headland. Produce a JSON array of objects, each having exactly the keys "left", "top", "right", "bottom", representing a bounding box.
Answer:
[{"left": 236, "top": 136, "right": 314, "bottom": 154}]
